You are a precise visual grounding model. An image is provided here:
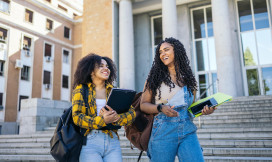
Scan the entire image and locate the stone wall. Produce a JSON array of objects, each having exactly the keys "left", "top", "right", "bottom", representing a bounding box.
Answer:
[{"left": 19, "top": 98, "right": 71, "bottom": 134}]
